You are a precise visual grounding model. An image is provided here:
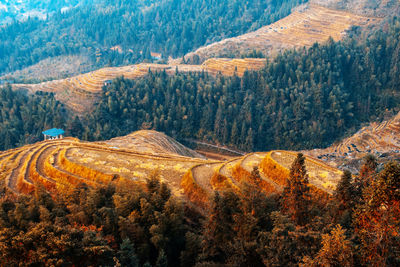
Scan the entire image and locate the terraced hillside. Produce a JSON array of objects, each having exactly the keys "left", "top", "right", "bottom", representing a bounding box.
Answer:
[
  {"left": 10, "top": 58, "right": 264, "bottom": 114},
  {"left": 184, "top": 4, "right": 377, "bottom": 62},
  {"left": 201, "top": 58, "right": 266, "bottom": 76},
  {"left": 0, "top": 130, "right": 342, "bottom": 208},
  {"left": 307, "top": 111, "right": 400, "bottom": 160},
  {"left": 11, "top": 64, "right": 182, "bottom": 113},
  {"left": 182, "top": 150, "right": 343, "bottom": 207},
  {"left": 0, "top": 132, "right": 213, "bottom": 198}
]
